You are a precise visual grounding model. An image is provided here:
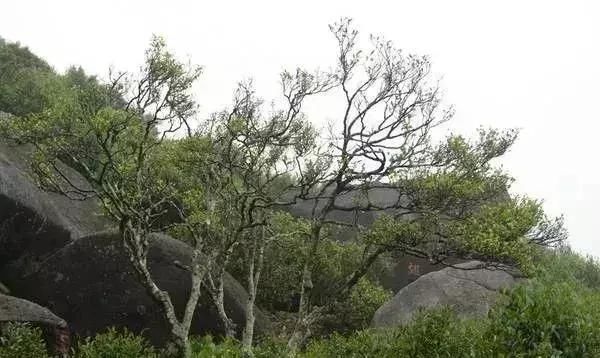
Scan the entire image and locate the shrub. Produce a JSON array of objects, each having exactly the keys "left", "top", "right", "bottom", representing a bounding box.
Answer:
[
  {"left": 305, "top": 308, "right": 491, "bottom": 357},
  {"left": 0, "top": 323, "right": 48, "bottom": 358},
  {"left": 322, "top": 277, "right": 392, "bottom": 334},
  {"left": 76, "top": 328, "right": 157, "bottom": 358},
  {"left": 488, "top": 281, "right": 600, "bottom": 357},
  {"left": 252, "top": 337, "right": 289, "bottom": 358},
  {"left": 189, "top": 336, "right": 242, "bottom": 358},
  {"left": 534, "top": 246, "right": 600, "bottom": 289},
  {"left": 397, "top": 307, "right": 491, "bottom": 358}
]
